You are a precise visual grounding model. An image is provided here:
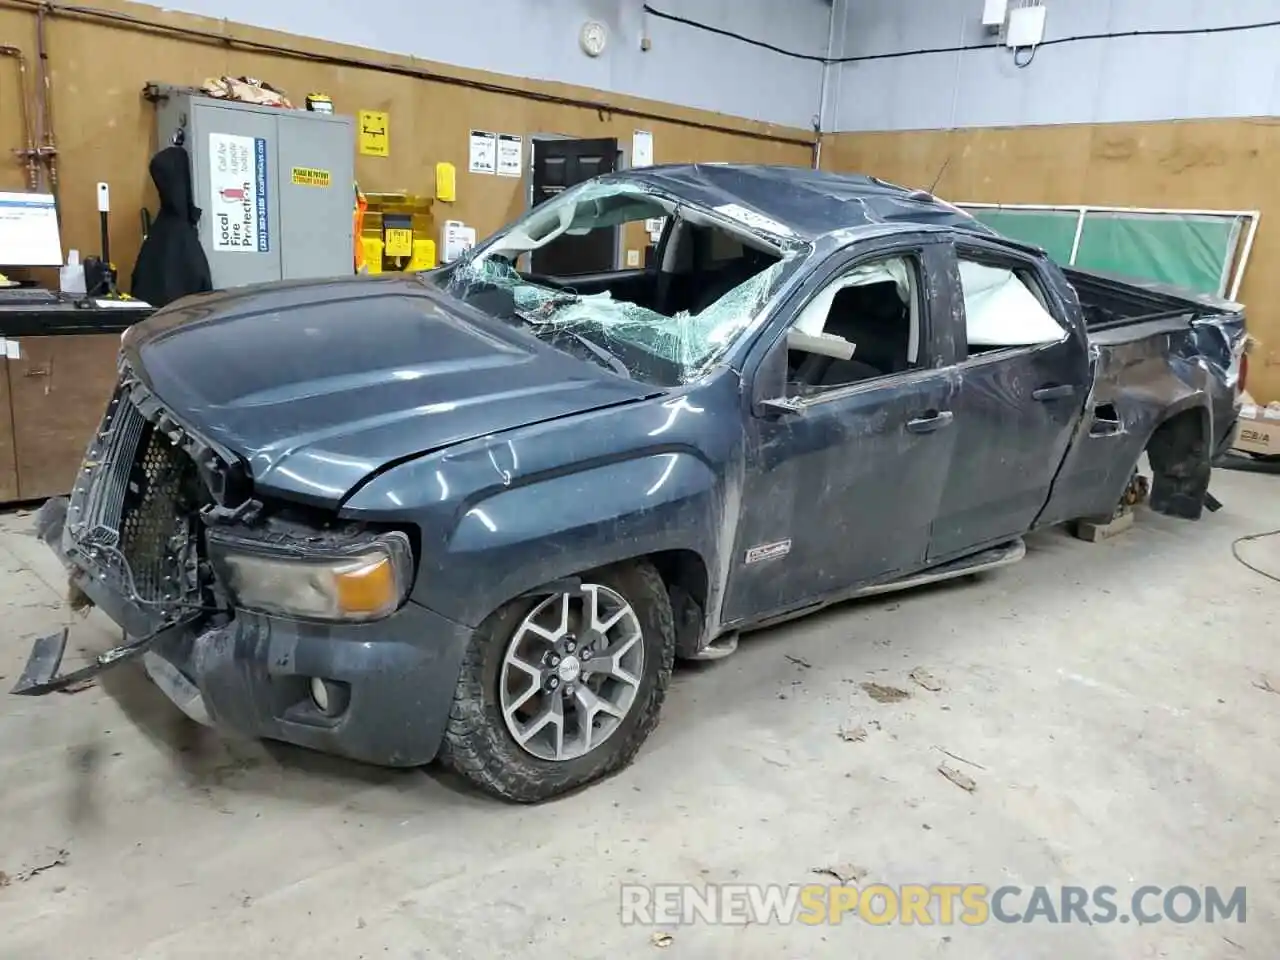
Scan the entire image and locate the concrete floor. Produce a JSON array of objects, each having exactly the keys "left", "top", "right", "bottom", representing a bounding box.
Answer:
[{"left": 1, "top": 463, "right": 1278, "bottom": 960}]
